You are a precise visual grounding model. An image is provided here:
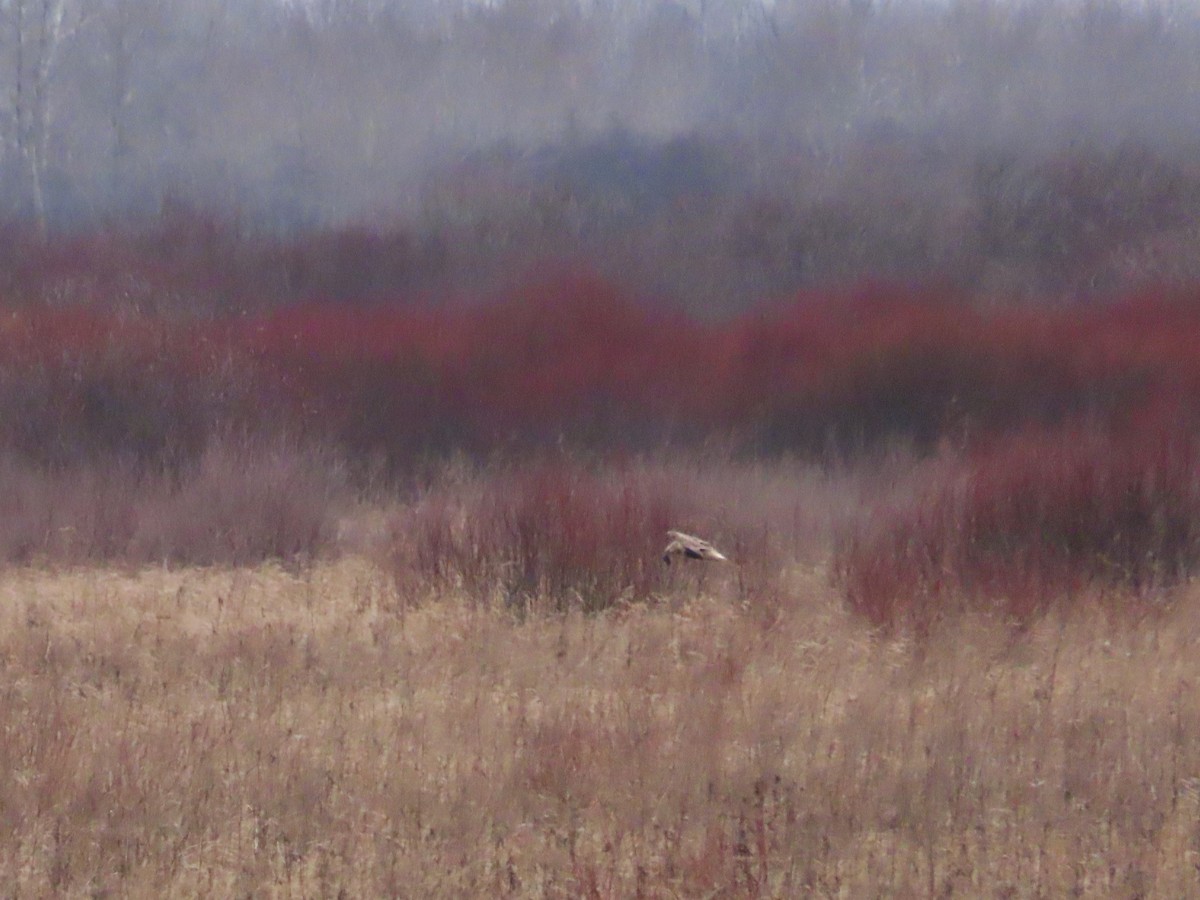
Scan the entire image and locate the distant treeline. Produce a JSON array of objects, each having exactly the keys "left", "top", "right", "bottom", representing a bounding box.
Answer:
[{"left": 3, "top": 1, "right": 1200, "bottom": 305}]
